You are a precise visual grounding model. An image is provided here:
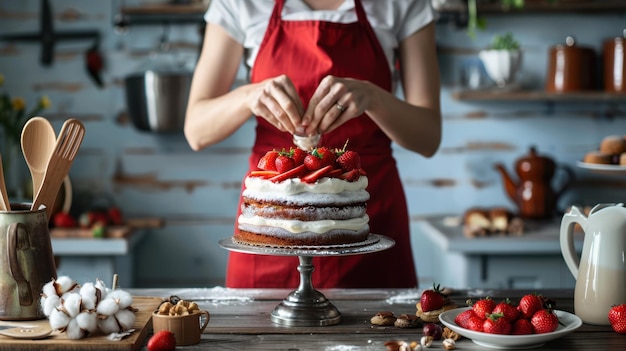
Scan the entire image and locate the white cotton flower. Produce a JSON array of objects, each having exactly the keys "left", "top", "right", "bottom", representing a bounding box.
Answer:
[
  {"left": 49, "top": 307, "right": 71, "bottom": 331},
  {"left": 96, "top": 297, "right": 120, "bottom": 316},
  {"left": 76, "top": 311, "right": 99, "bottom": 334},
  {"left": 41, "top": 295, "right": 61, "bottom": 317},
  {"left": 63, "top": 293, "right": 82, "bottom": 318},
  {"left": 95, "top": 278, "right": 110, "bottom": 297},
  {"left": 107, "top": 289, "right": 134, "bottom": 309},
  {"left": 115, "top": 309, "right": 136, "bottom": 331},
  {"left": 42, "top": 279, "right": 58, "bottom": 298},
  {"left": 79, "top": 282, "right": 99, "bottom": 310},
  {"left": 65, "top": 318, "right": 85, "bottom": 340},
  {"left": 55, "top": 276, "right": 78, "bottom": 295},
  {"left": 98, "top": 315, "right": 121, "bottom": 334}
]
